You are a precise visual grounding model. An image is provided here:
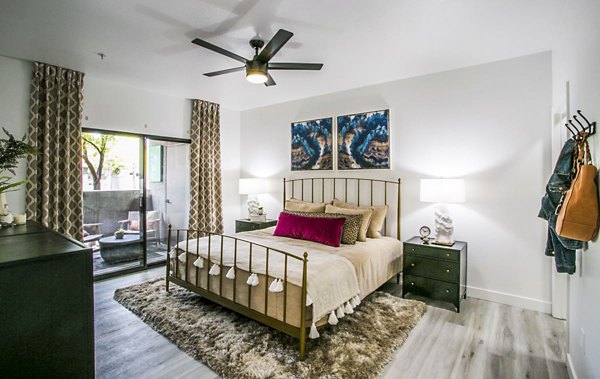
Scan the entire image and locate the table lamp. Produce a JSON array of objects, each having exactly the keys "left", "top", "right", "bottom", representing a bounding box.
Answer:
[
  {"left": 420, "top": 178, "right": 465, "bottom": 246},
  {"left": 239, "top": 178, "right": 268, "bottom": 219}
]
